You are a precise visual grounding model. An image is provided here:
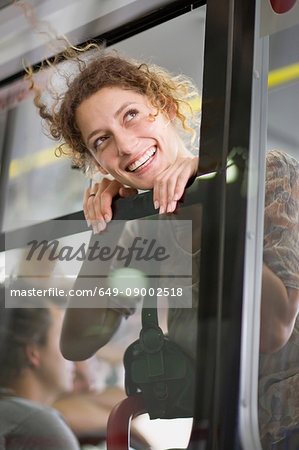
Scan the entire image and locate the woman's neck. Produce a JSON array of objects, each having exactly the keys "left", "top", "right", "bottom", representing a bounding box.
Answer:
[{"left": 8, "top": 372, "right": 56, "bottom": 406}]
